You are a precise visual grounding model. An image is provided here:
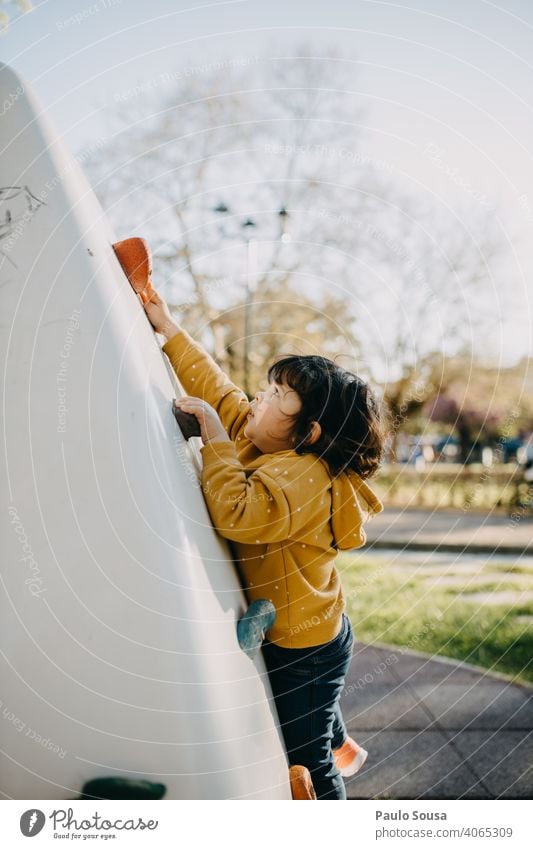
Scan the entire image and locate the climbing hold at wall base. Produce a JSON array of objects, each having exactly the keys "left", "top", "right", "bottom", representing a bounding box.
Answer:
[
  {"left": 289, "top": 765, "right": 317, "bottom": 800},
  {"left": 79, "top": 777, "right": 167, "bottom": 800},
  {"left": 237, "top": 599, "right": 276, "bottom": 659}
]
